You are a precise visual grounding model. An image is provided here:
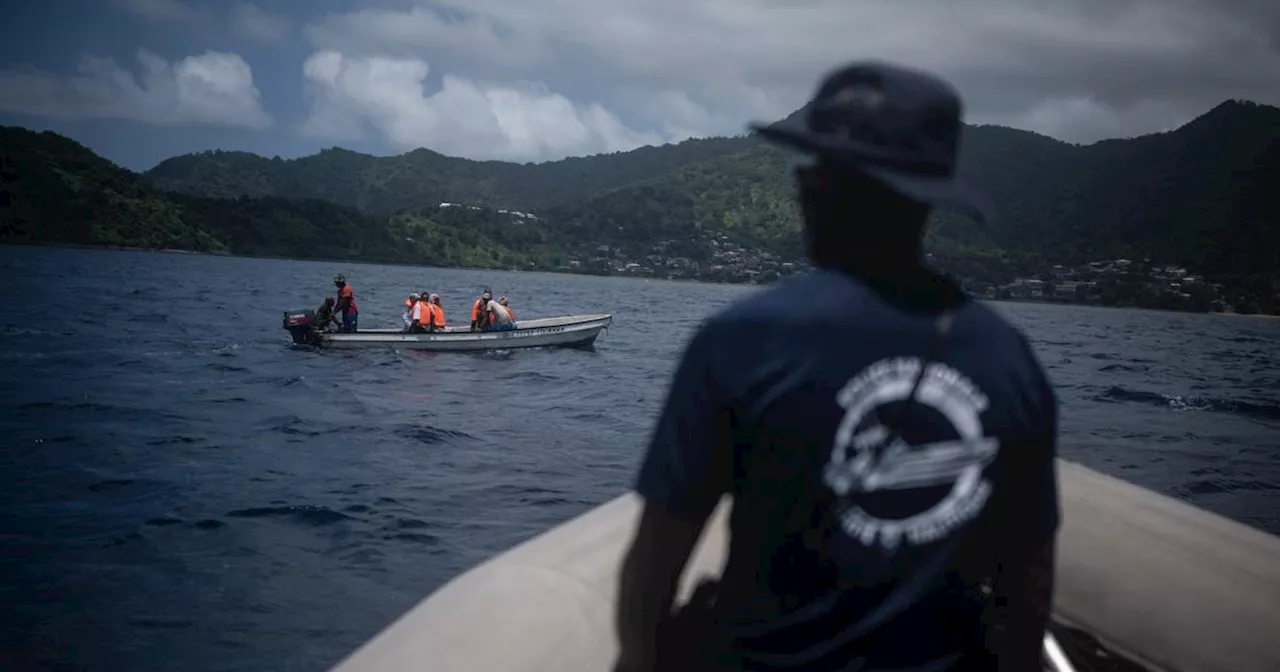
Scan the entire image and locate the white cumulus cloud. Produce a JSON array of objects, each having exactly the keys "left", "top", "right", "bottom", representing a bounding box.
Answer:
[
  {"left": 304, "top": 0, "right": 1280, "bottom": 144},
  {"left": 0, "top": 49, "right": 271, "bottom": 129},
  {"left": 300, "top": 50, "right": 663, "bottom": 162},
  {"left": 306, "top": 6, "right": 545, "bottom": 76}
]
